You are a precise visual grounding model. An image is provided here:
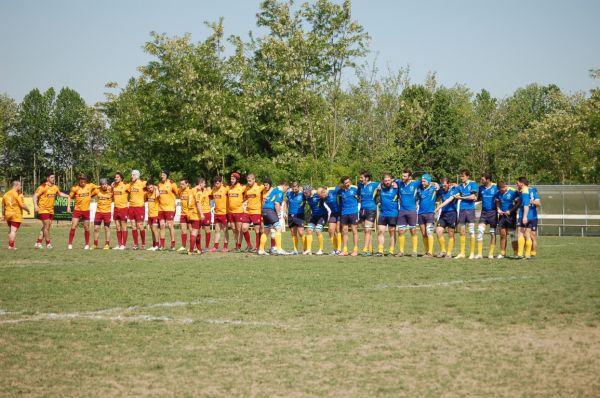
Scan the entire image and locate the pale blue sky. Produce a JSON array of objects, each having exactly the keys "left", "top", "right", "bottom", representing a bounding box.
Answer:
[{"left": 1, "top": 0, "right": 599, "bottom": 105}]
